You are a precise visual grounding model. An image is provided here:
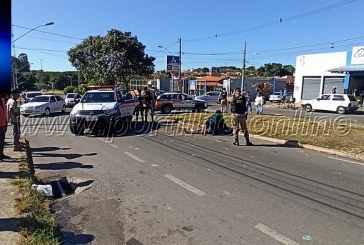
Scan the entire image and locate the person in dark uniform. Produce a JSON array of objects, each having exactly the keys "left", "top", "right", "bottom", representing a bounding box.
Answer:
[
  {"left": 228, "top": 87, "right": 253, "bottom": 146},
  {"left": 143, "top": 86, "right": 155, "bottom": 122},
  {"left": 135, "top": 89, "right": 144, "bottom": 122}
]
